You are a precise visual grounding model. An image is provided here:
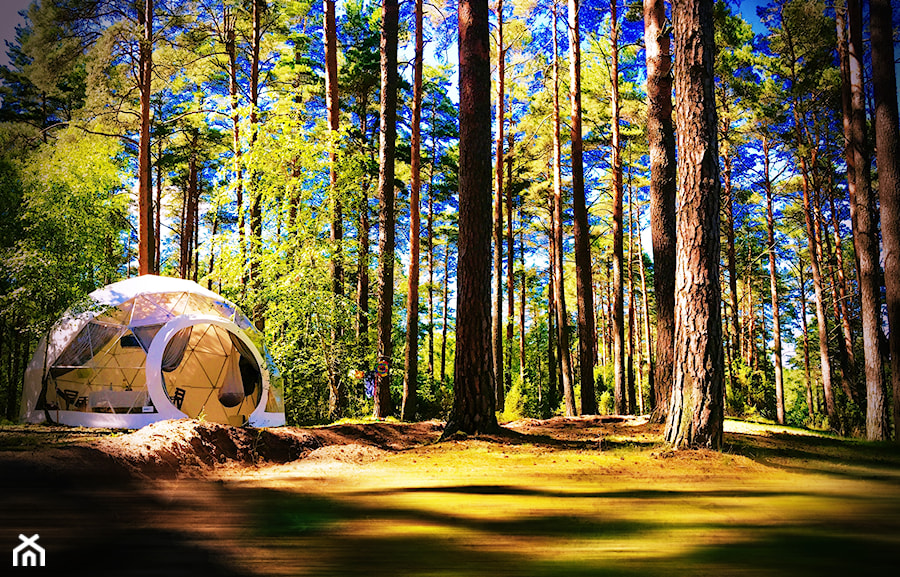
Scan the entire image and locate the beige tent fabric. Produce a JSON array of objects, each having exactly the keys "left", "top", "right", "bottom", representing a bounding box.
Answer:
[
  {"left": 22, "top": 275, "right": 284, "bottom": 428},
  {"left": 161, "top": 324, "right": 260, "bottom": 426}
]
